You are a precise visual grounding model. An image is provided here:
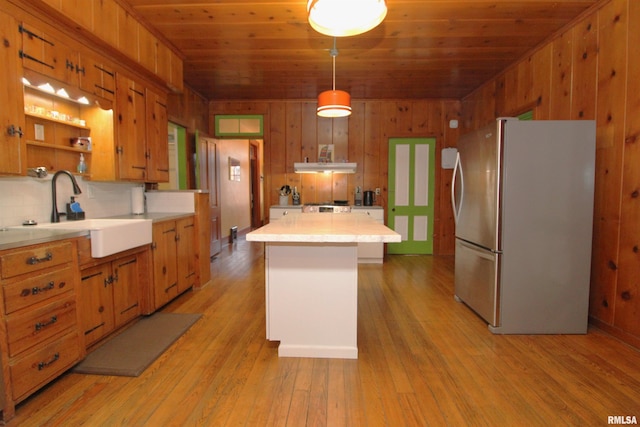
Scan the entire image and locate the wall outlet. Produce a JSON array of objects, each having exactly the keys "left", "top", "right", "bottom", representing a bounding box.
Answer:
[{"left": 375, "top": 188, "right": 381, "bottom": 195}]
